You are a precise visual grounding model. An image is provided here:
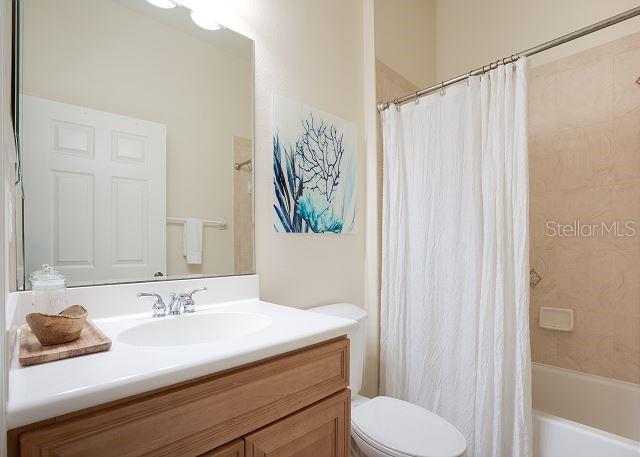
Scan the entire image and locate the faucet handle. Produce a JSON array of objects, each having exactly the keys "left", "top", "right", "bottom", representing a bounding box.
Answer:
[
  {"left": 186, "top": 286, "right": 207, "bottom": 298},
  {"left": 183, "top": 286, "right": 207, "bottom": 313},
  {"left": 137, "top": 292, "right": 166, "bottom": 318}
]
